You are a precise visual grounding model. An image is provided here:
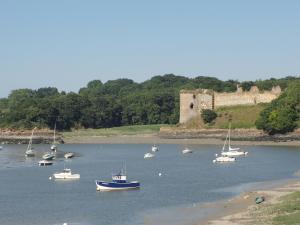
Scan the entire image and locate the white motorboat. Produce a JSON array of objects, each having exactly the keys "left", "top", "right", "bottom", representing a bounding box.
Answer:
[
  {"left": 38, "top": 160, "right": 53, "bottom": 166},
  {"left": 182, "top": 148, "right": 193, "bottom": 154},
  {"left": 64, "top": 152, "right": 75, "bottom": 159},
  {"left": 53, "top": 168, "right": 80, "bottom": 179},
  {"left": 213, "top": 155, "right": 236, "bottom": 163},
  {"left": 42, "top": 152, "right": 55, "bottom": 160},
  {"left": 221, "top": 123, "right": 248, "bottom": 157},
  {"left": 144, "top": 152, "right": 155, "bottom": 159},
  {"left": 151, "top": 145, "right": 159, "bottom": 152},
  {"left": 25, "top": 127, "right": 37, "bottom": 157}
]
